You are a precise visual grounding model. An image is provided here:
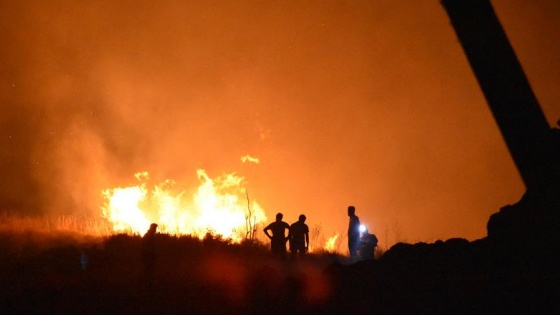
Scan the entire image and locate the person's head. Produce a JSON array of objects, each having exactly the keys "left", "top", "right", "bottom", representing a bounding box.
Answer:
[
  {"left": 298, "top": 214, "right": 306, "bottom": 223},
  {"left": 348, "top": 206, "right": 355, "bottom": 216},
  {"left": 146, "top": 223, "right": 158, "bottom": 235},
  {"left": 276, "top": 213, "right": 283, "bottom": 221},
  {"left": 147, "top": 223, "right": 158, "bottom": 234}
]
